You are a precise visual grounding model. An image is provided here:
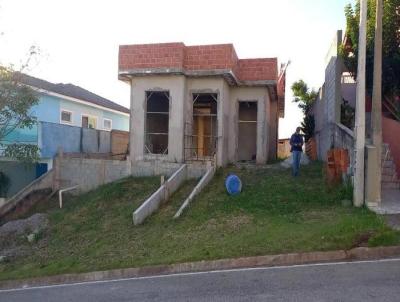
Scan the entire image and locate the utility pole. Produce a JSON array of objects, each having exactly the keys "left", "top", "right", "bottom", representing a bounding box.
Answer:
[
  {"left": 371, "top": 0, "right": 383, "bottom": 204},
  {"left": 353, "top": 0, "right": 368, "bottom": 207}
]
